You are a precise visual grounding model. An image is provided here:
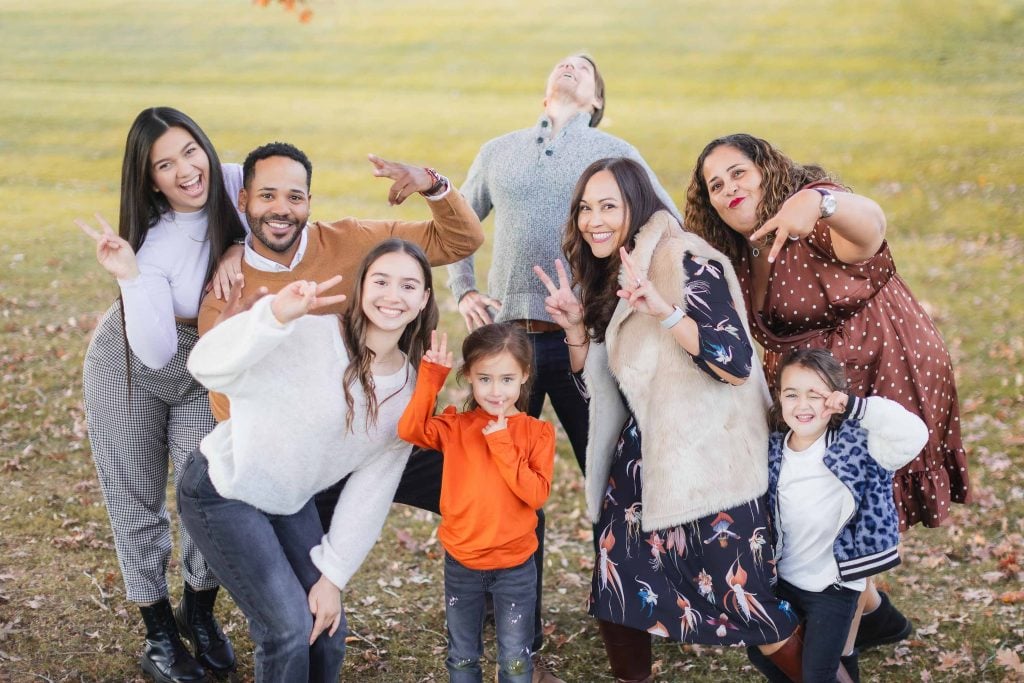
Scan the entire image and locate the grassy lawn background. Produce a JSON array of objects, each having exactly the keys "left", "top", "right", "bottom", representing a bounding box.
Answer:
[{"left": 0, "top": 0, "right": 1022, "bottom": 680}]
